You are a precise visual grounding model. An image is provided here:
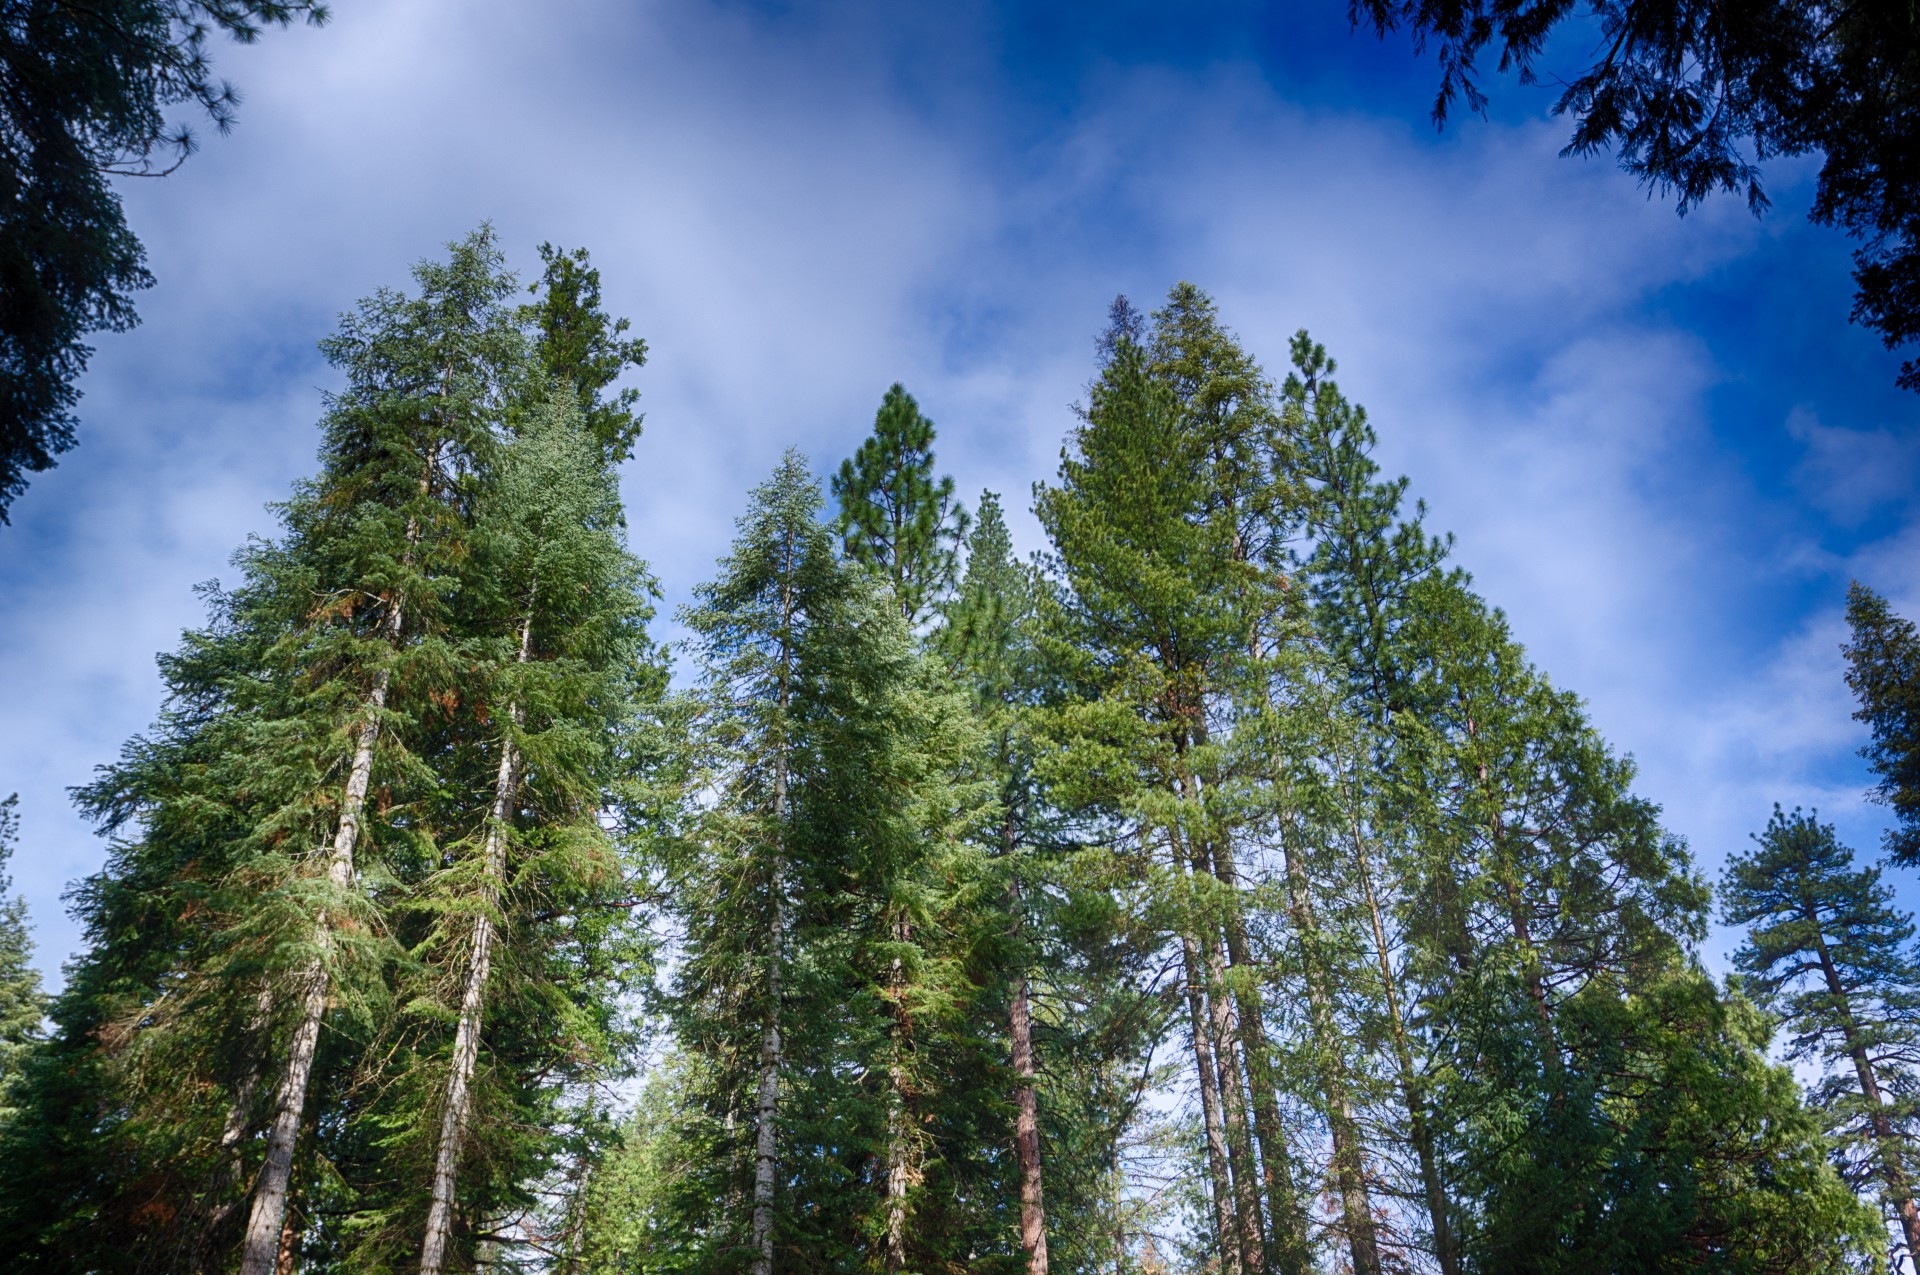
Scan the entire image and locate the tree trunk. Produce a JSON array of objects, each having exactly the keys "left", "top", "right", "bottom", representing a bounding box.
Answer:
[
  {"left": 1811, "top": 923, "right": 1920, "bottom": 1261},
  {"left": 1279, "top": 835, "right": 1381, "bottom": 1275},
  {"left": 1179, "top": 928, "right": 1243, "bottom": 1275},
  {"left": 419, "top": 604, "right": 534, "bottom": 1275},
  {"left": 750, "top": 794, "right": 786, "bottom": 1275},
  {"left": 239, "top": 606, "right": 397, "bottom": 1275},
  {"left": 750, "top": 529, "right": 798, "bottom": 1275},
  {"left": 884, "top": 912, "right": 916, "bottom": 1273},
  {"left": 1010, "top": 957, "right": 1050, "bottom": 1275},
  {"left": 1205, "top": 831, "right": 1309, "bottom": 1275},
  {"left": 1203, "top": 927, "right": 1265, "bottom": 1274},
  {"left": 1350, "top": 816, "right": 1459, "bottom": 1275}
]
